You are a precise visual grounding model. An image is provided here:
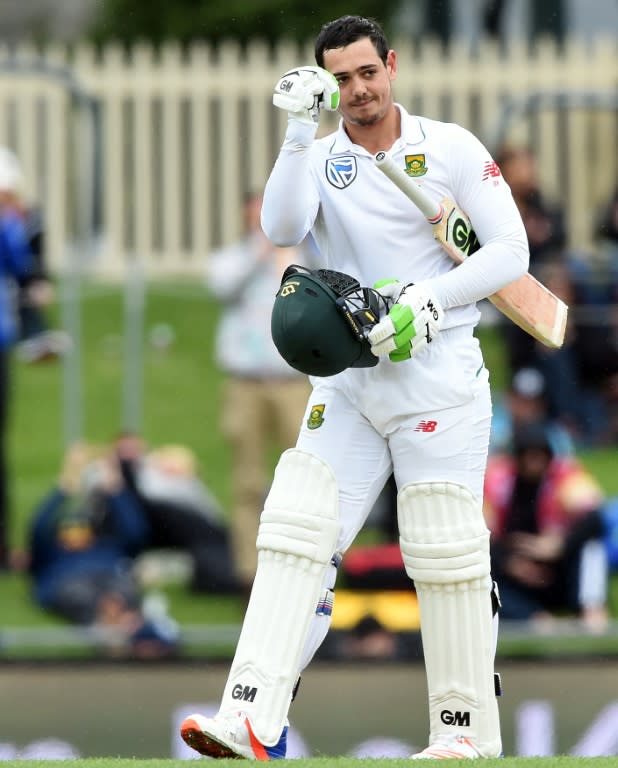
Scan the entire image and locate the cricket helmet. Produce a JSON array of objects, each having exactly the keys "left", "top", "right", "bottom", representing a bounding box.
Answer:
[{"left": 271, "top": 265, "right": 383, "bottom": 377}]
